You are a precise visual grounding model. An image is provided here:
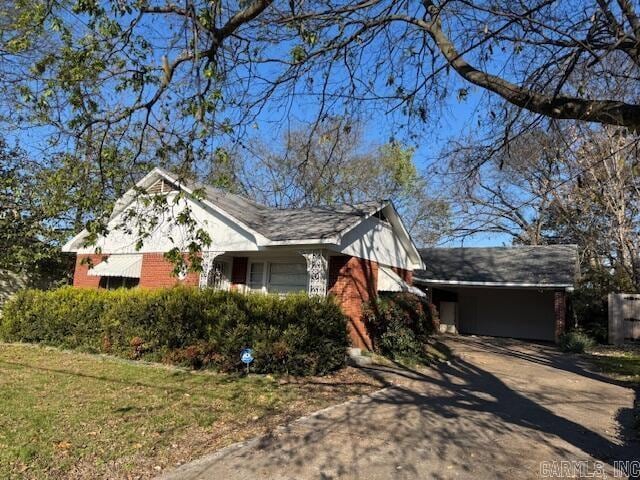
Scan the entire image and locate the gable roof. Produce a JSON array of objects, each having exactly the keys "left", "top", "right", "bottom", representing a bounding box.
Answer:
[
  {"left": 63, "top": 167, "right": 420, "bottom": 261},
  {"left": 193, "top": 181, "right": 384, "bottom": 242},
  {"left": 415, "top": 245, "right": 579, "bottom": 288}
]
